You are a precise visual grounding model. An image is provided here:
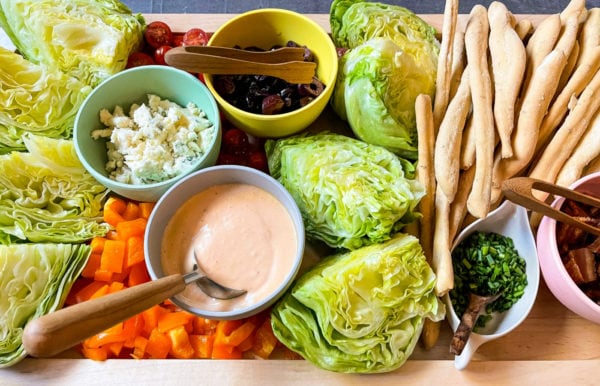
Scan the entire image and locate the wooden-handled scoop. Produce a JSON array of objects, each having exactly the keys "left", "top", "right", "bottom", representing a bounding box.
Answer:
[
  {"left": 164, "top": 46, "right": 317, "bottom": 84},
  {"left": 502, "top": 177, "right": 600, "bottom": 236}
]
